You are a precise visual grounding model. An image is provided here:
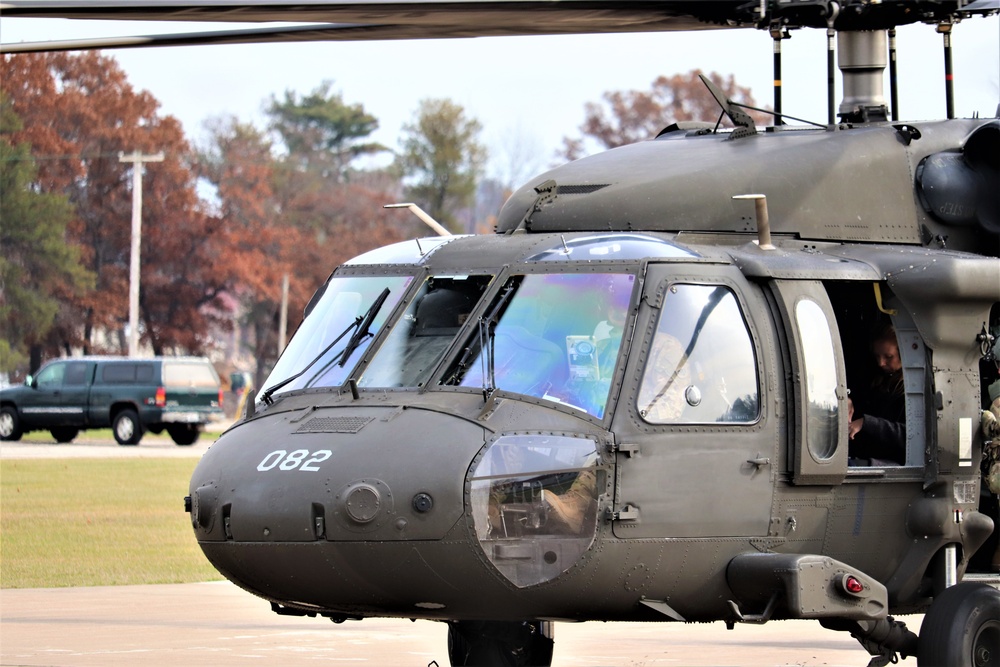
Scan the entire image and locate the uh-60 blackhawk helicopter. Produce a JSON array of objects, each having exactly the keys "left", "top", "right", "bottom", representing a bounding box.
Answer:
[{"left": 4, "top": 0, "right": 1000, "bottom": 664}]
